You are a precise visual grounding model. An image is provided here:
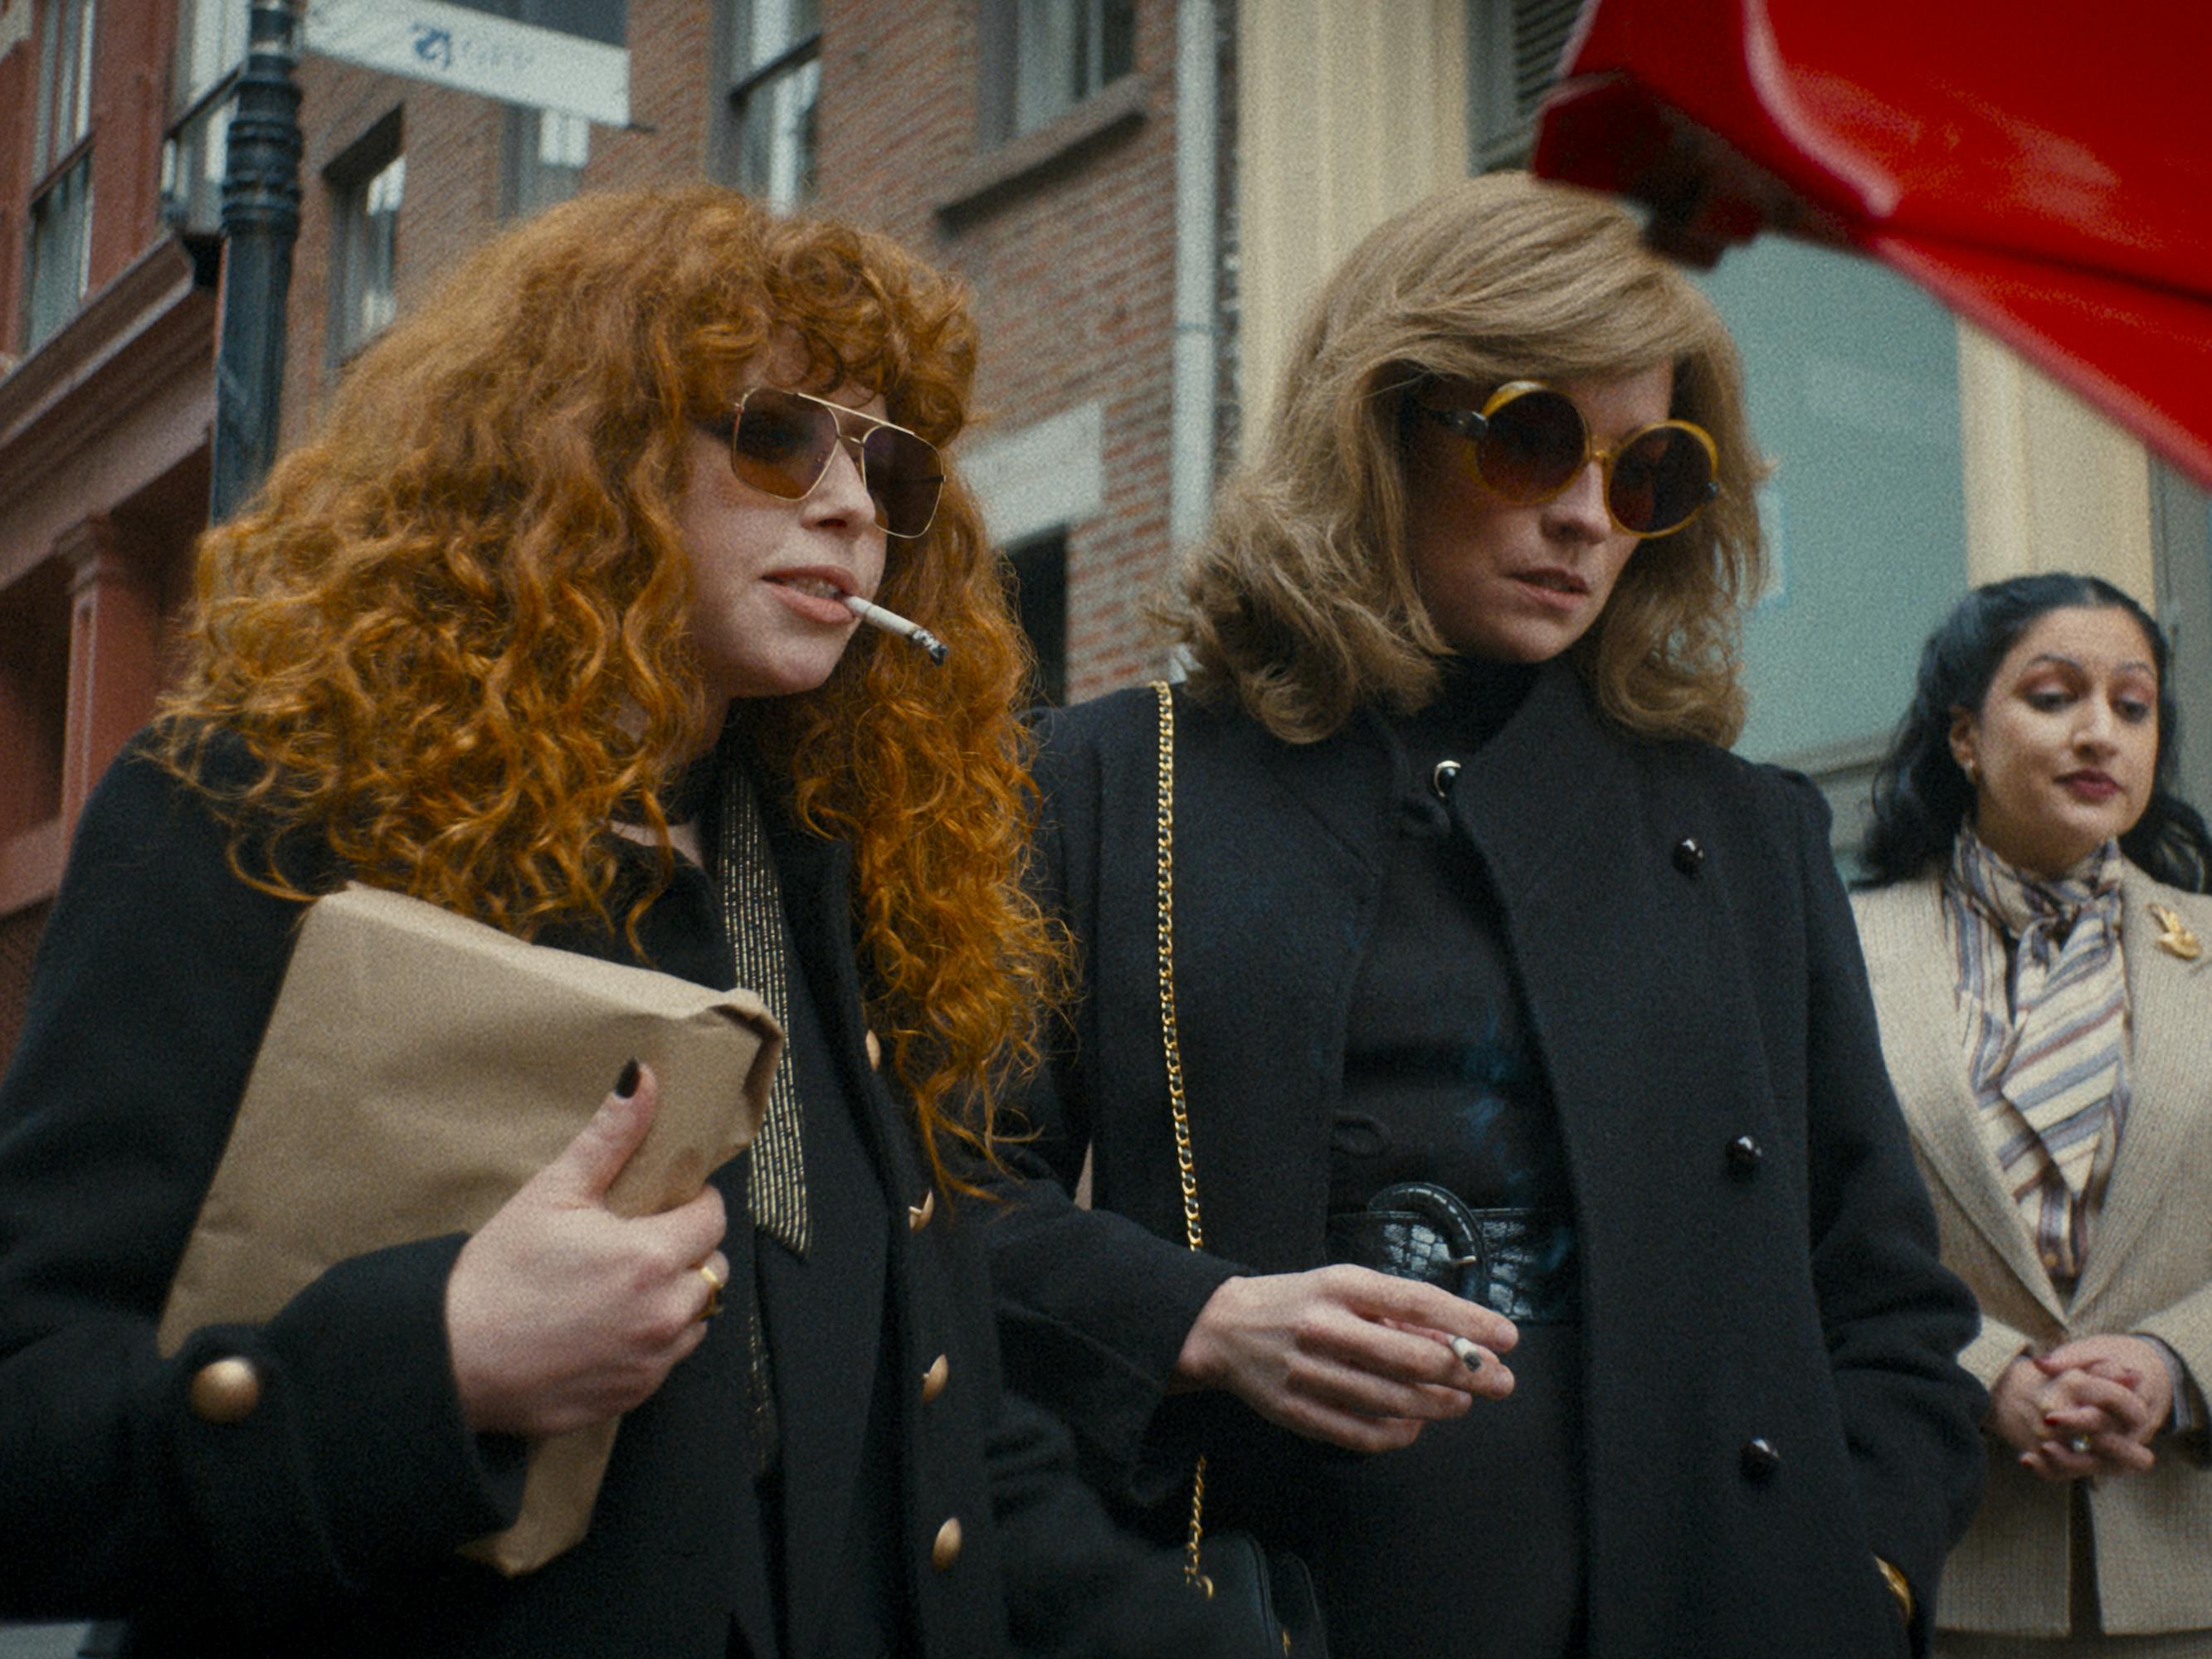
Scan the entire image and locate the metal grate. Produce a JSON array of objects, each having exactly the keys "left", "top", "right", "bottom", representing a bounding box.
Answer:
[
  {"left": 1512, "top": 0, "right": 1580, "bottom": 124},
  {"left": 1470, "top": 0, "right": 1583, "bottom": 172}
]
